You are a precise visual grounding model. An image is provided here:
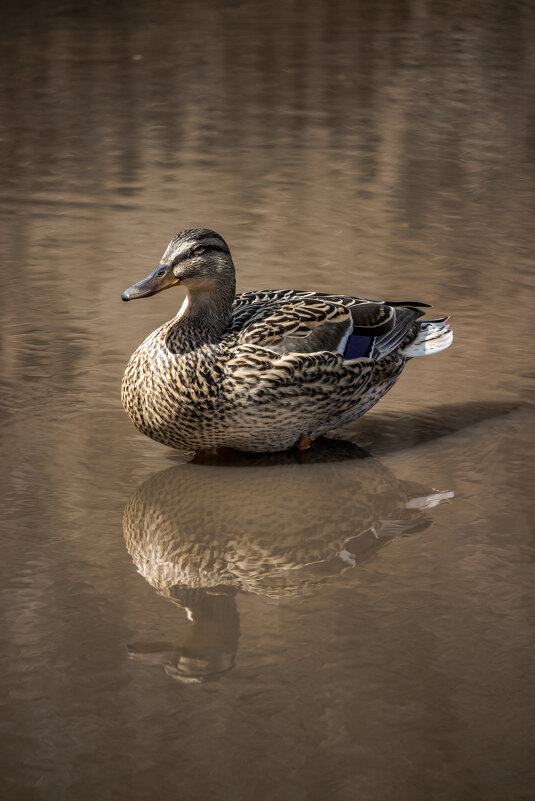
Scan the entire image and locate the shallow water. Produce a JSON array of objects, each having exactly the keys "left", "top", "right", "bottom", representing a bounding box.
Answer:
[{"left": 1, "top": 1, "right": 535, "bottom": 799}]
